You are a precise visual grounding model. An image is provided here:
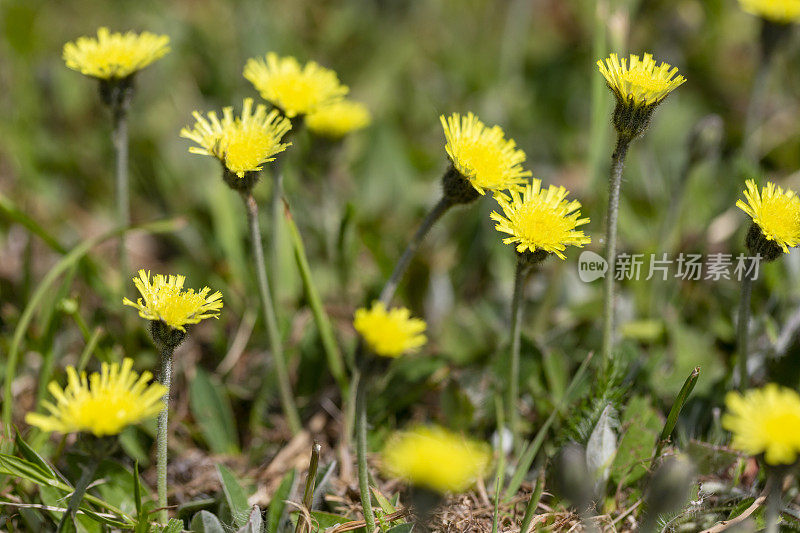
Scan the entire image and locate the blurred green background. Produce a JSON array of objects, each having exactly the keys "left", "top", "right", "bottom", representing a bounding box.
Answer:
[{"left": 2, "top": 0, "right": 800, "bottom": 457}]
